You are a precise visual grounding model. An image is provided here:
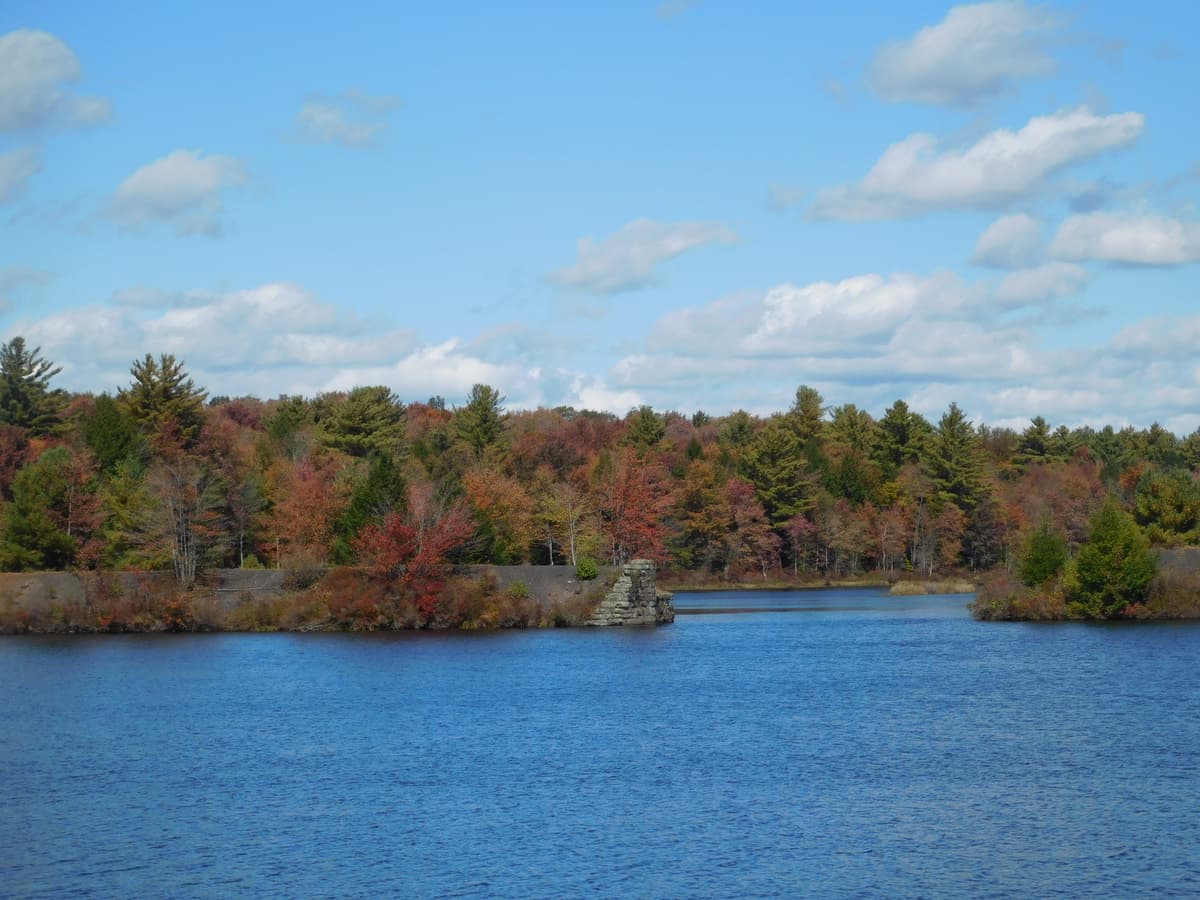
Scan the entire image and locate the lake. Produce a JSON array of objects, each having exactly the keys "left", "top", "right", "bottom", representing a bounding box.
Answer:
[{"left": 2, "top": 588, "right": 1198, "bottom": 897}]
